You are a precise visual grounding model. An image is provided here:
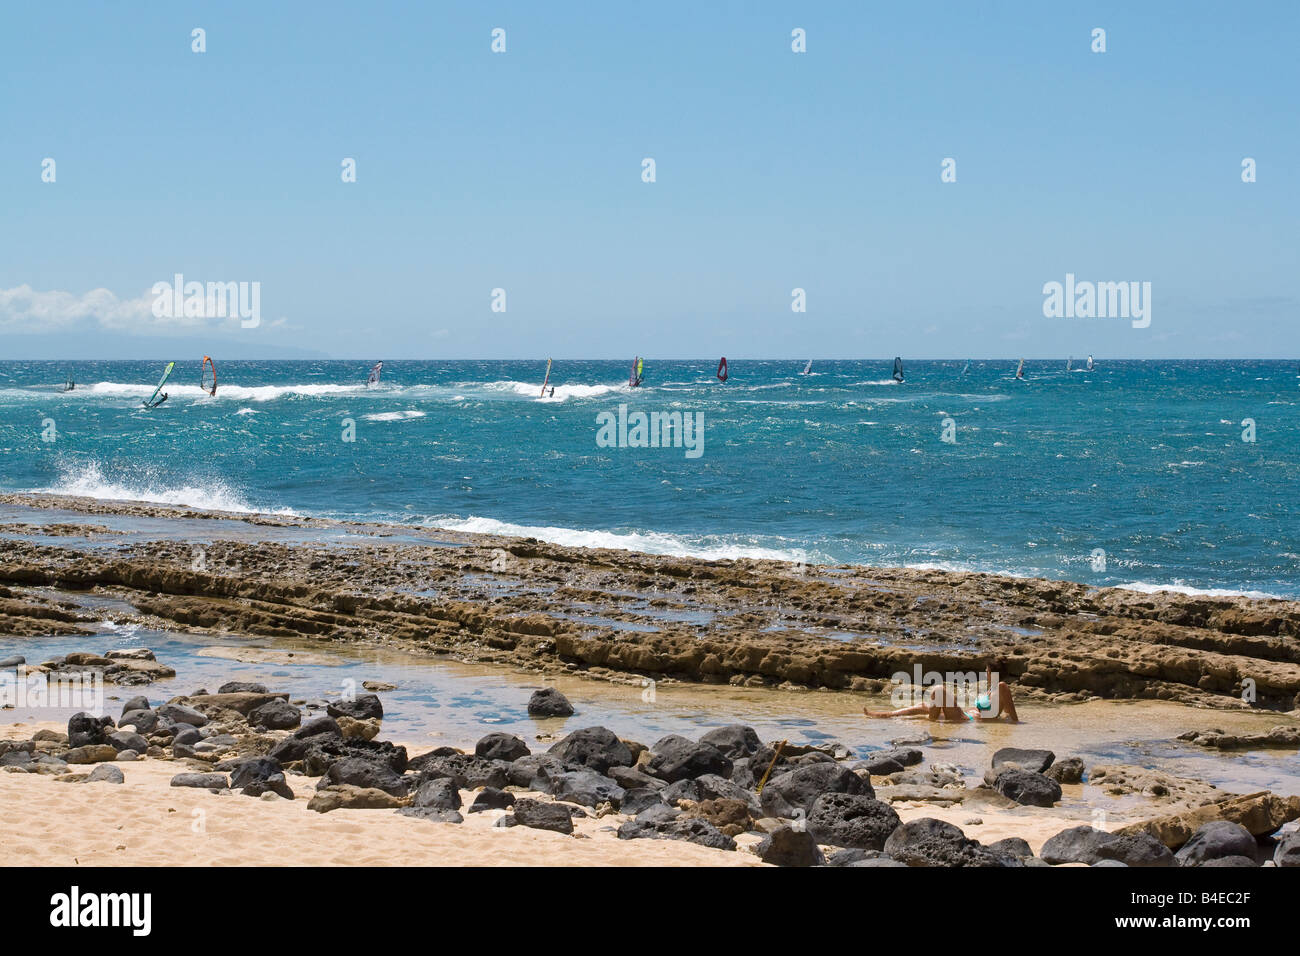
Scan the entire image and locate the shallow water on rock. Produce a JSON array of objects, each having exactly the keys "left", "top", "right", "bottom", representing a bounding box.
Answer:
[
  {"left": 0, "top": 501, "right": 470, "bottom": 552},
  {"left": 550, "top": 612, "right": 659, "bottom": 633},
  {"left": 4, "top": 620, "right": 1298, "bottom": 803}
]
